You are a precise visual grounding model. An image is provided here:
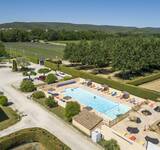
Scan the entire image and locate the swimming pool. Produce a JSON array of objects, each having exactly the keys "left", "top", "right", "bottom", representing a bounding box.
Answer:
[{"left": 64, "top": 87, "right": 130, "bottom": 120}]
